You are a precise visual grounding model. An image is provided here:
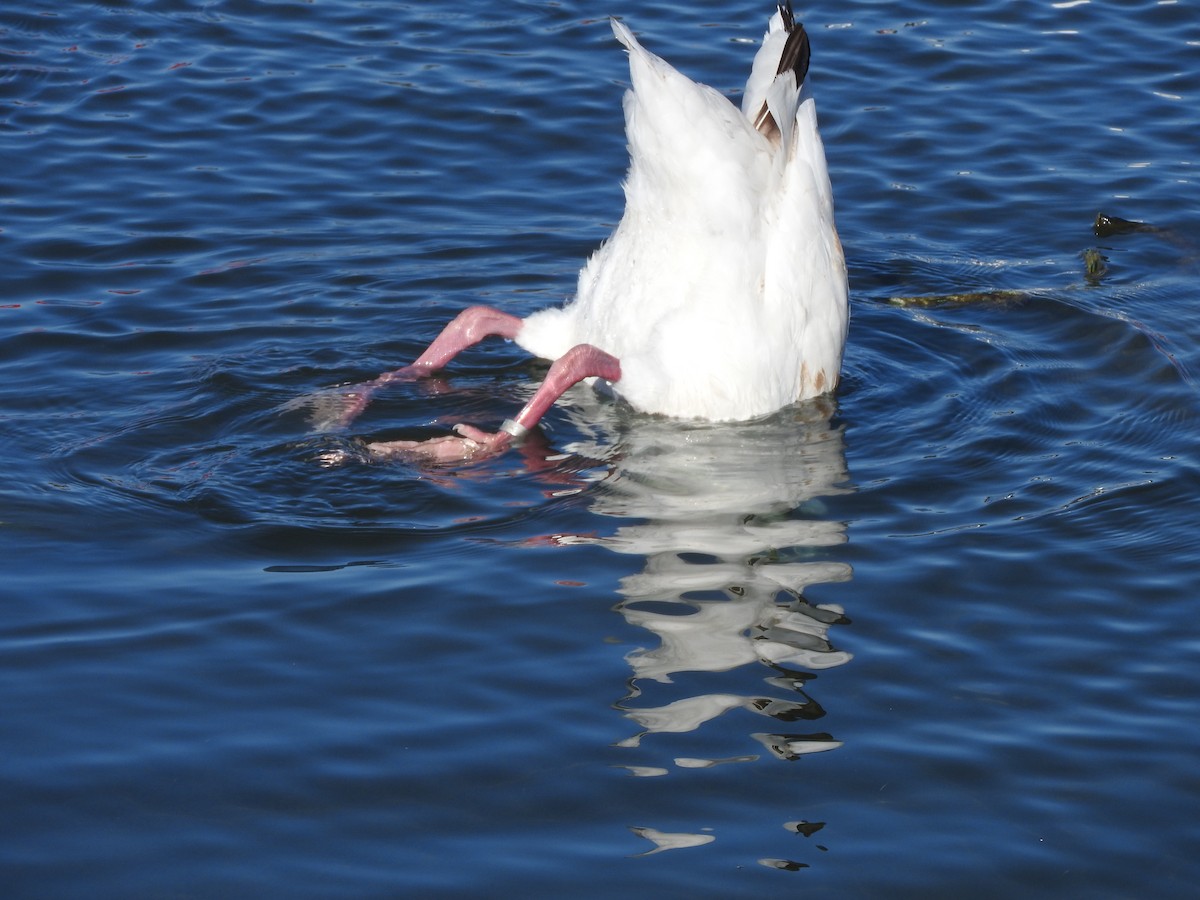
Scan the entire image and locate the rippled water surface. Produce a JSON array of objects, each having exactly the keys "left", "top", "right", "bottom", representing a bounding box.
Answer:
[{"left": 3, "top": 1, "right": 1199, "bottom": 897}]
